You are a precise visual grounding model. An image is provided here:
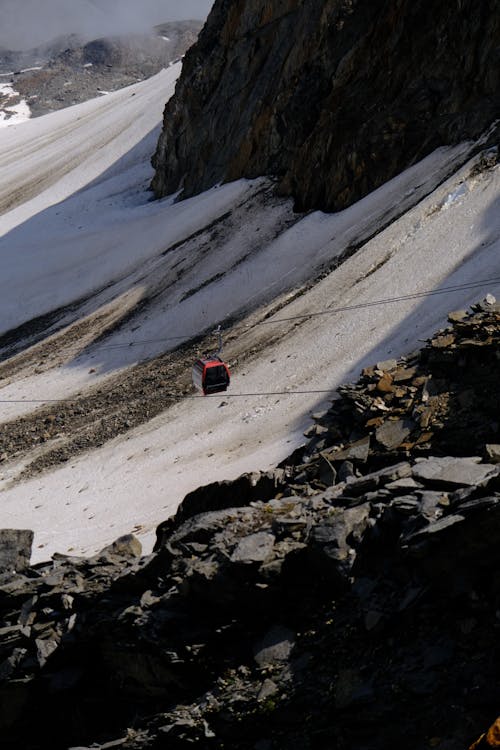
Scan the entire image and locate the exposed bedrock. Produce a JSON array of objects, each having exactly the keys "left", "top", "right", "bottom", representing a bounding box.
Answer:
[{"left": 151, "top": 0, "right": 500, "bottom": 211}]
